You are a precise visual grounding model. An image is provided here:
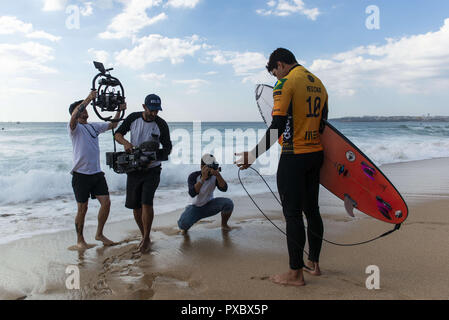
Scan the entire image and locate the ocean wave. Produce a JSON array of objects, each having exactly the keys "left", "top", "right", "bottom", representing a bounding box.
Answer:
[{"left": 354, "top": 137, "right": 449, "bottom": 165}]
